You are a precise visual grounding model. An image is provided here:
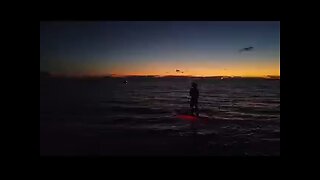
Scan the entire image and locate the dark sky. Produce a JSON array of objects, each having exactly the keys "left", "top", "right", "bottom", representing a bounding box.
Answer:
[{"left": 40, "top": 21, "right": 280, "bottom": 77}]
